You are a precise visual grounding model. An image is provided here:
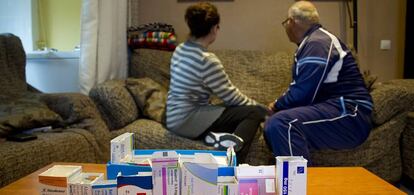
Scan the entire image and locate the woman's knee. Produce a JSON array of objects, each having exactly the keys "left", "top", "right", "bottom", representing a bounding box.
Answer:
[{"left": 246, "top": 105, "right": 267, "bottom": 120}]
